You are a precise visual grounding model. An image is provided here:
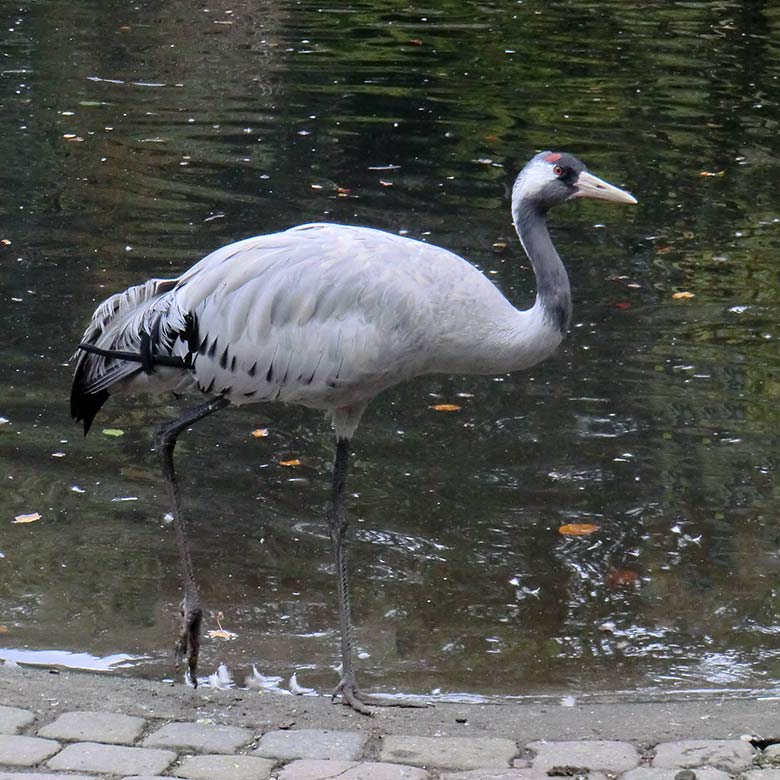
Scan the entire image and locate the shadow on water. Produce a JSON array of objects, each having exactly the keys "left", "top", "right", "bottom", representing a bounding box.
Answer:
[{"left": 2, "top": 0, "right": 780, "bottom": 699}]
